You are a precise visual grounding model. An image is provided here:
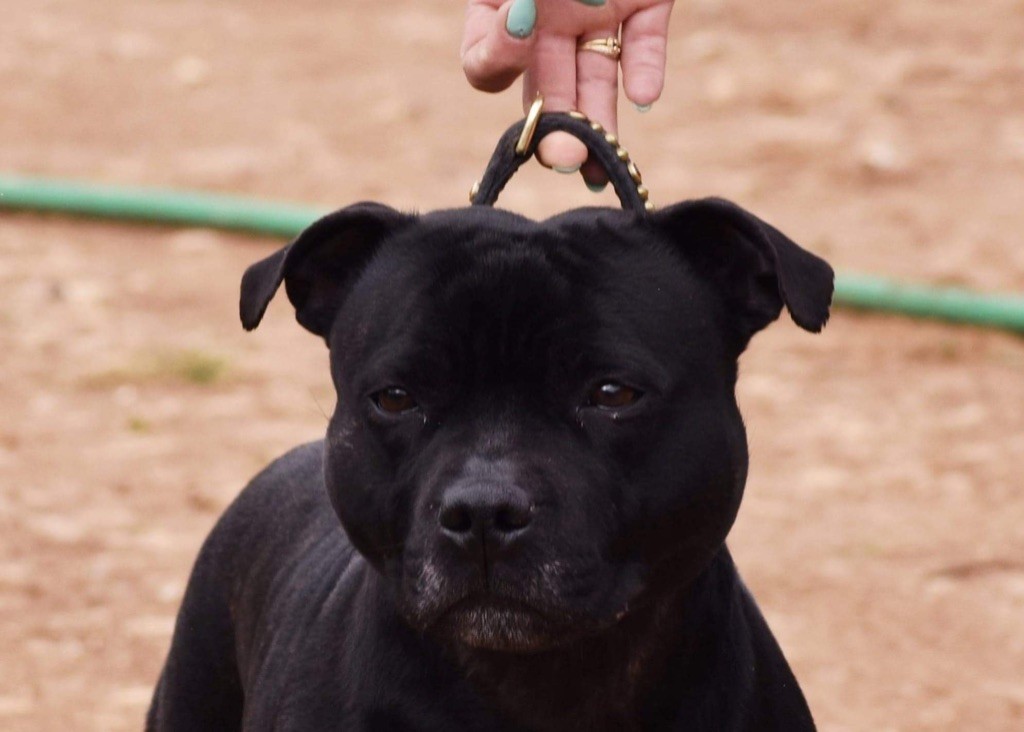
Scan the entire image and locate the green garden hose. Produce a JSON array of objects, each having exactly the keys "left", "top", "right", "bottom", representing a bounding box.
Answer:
[
  {"left": 2, "top": 173, "right": 1023, "bottom": 333},
  {"left": 0, "top": 174, "right": 320, "bottom": 239}
]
